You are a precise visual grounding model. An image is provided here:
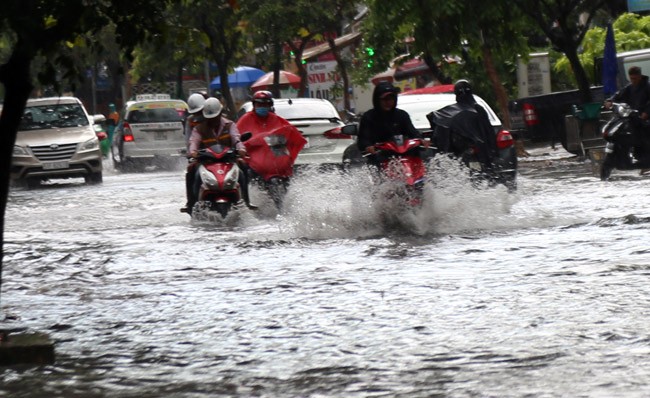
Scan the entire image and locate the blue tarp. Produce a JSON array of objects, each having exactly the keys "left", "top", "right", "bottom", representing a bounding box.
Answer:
[{"left": 209, "top": 66, "right": 265, "bottom": 90}]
